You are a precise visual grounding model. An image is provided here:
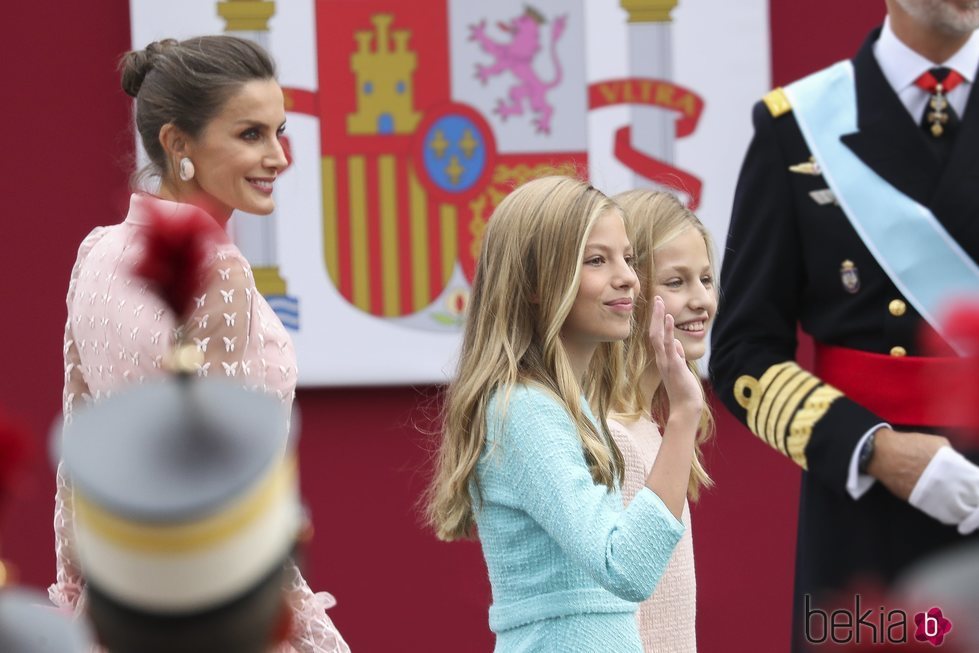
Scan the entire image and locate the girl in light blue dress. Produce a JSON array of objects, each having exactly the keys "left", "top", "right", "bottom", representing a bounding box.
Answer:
[{"left": 427, "top": 176, "right": 705, "bottom": 652}]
